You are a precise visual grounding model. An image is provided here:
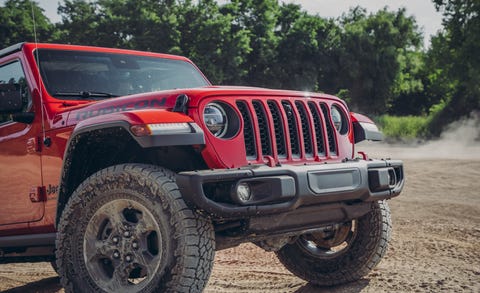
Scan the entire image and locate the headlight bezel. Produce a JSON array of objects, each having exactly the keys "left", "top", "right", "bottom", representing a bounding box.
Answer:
[
  {"left": 330, "top": 104, "right": 349, "bottom": 135},
  {"left": 203, "top": 101, "right": 240, "bottom": 139}
]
